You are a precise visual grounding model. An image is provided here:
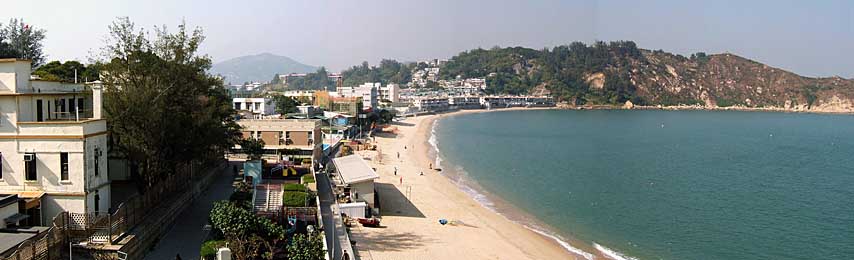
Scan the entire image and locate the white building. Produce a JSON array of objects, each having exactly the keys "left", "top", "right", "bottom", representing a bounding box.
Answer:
[
  {"left": 0, "top": 59, "right": 110, "bottom": 224},
  {"left": 413, "top": 97, "right": 449, "bottom": 112},
  {"left": 378, "top": 84, "right": 400, "bottom": 103},
  {"left": 449, "top": 96, "right": 482, "bottom": 109},
  {"left": 233, "top": 97, "right": 275, "bottom": 116},
  {"left": 331, "top": 155, "right": 380, "bottom": 210},
  {"left": 338, "top": 83, "right": 378, "bottom": 110}
]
